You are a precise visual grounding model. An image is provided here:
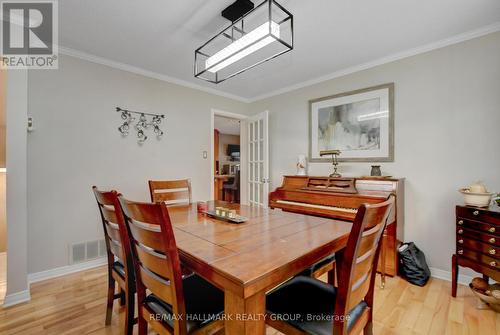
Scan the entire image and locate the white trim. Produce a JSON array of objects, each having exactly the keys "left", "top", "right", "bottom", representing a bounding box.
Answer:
[
  {"left": 430, "top": 267, "right": 476, "bottom": 286},
  {"left": 249, "top": 21, "right": 500, "bottom": 101},
  {"left": 28, "top": 257, "right": 107, "bottom": 284},
  {"left": 210, "top": 109, "right": 247, "bottom": 200},
  {"left": 58, "top": 22, "right": 500, "bottom": 103},
  {"left": 58, "top": 46, "right": 251, "bottom": 104},
  {"left": 3, "top": 289, "right": 31, "bottom": 308}
]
